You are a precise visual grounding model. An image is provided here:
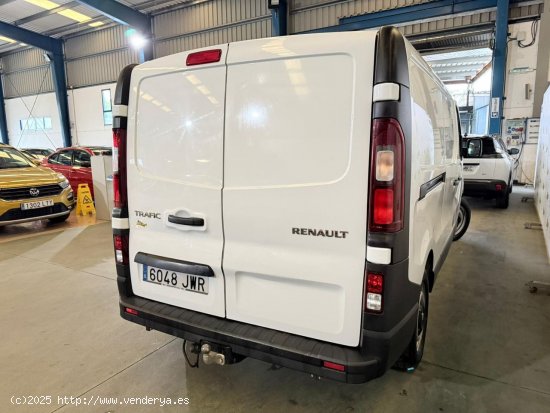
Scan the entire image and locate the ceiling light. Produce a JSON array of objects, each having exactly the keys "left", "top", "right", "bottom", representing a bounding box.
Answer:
[
  {"left": 58, "top": 9, "right": 92, "bottom": 23},
  {"left": 25, "top": 0, "right": 59, "bottom": 10},
  {"left": 128, "top": 33, "right": 146, "bottom": 49},
  {"left": 0, "top": 36, "right": 16, "bottom": 43},
  {"left": 88, "top": 21, "right": 104, "bottom": 27}
]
